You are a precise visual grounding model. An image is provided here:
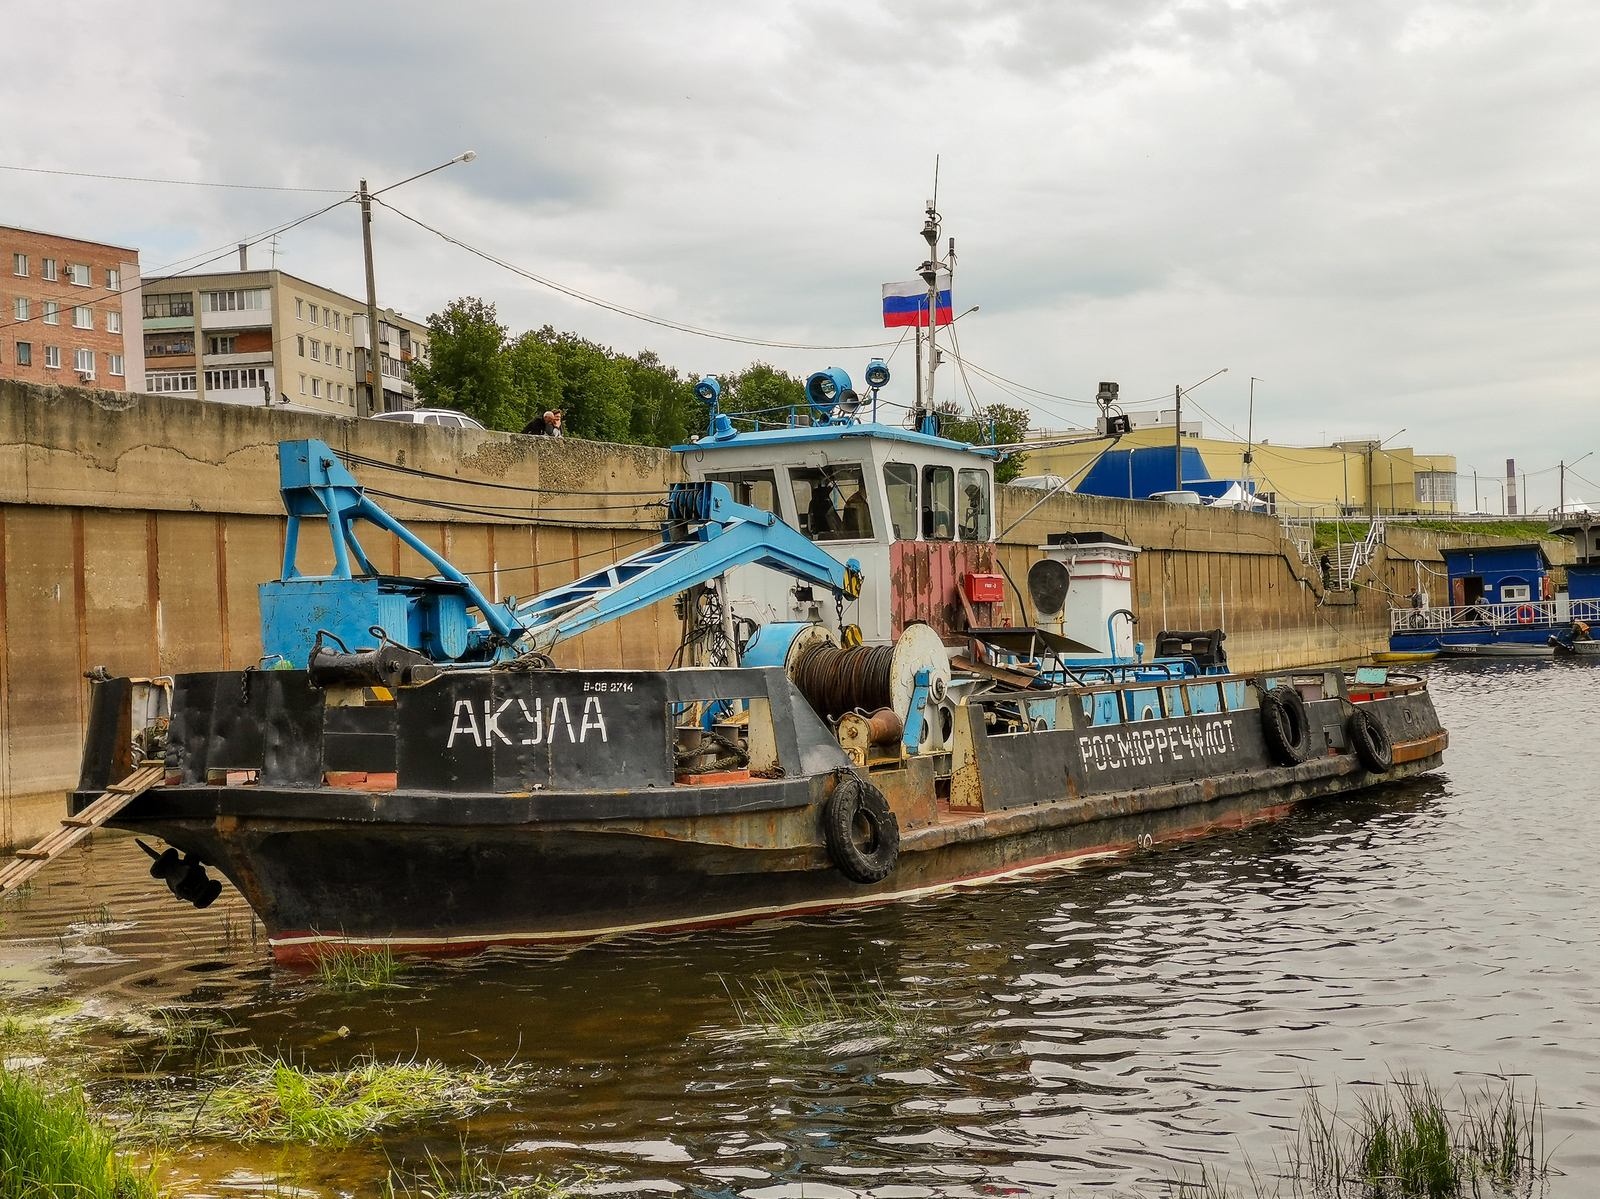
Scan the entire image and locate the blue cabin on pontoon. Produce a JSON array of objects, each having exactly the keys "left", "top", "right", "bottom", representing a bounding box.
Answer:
[
  {"left": 1441, "top": 544, "right": 1550, "bottom": 608},
  {"left": 1388, "top": 542, "right": 1559, "bottom": 654}
]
